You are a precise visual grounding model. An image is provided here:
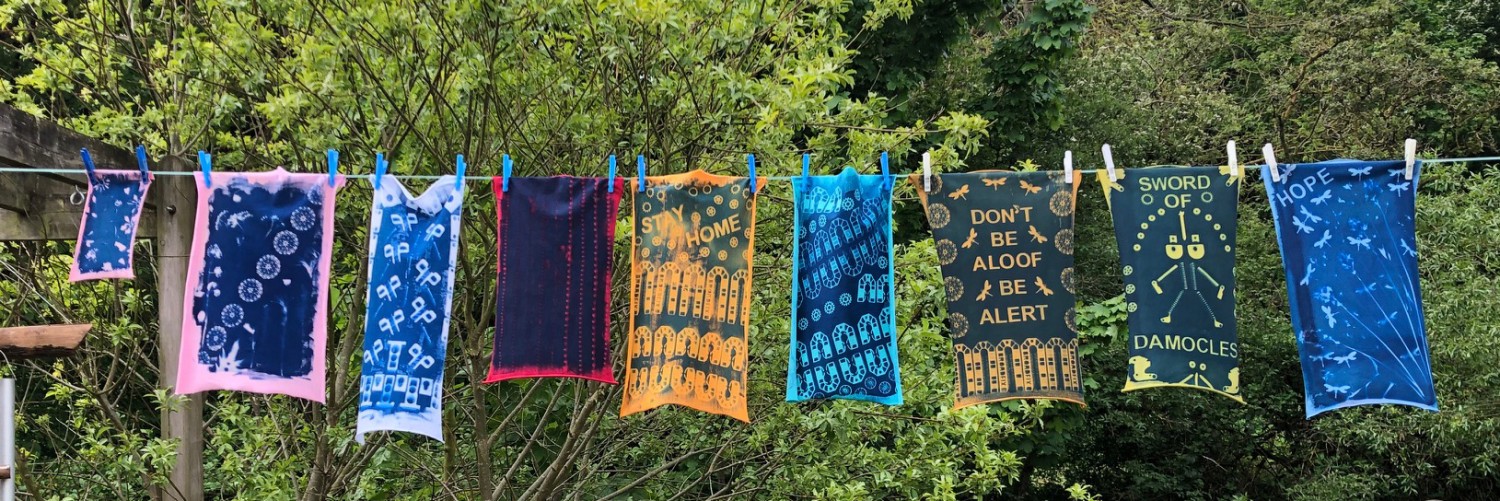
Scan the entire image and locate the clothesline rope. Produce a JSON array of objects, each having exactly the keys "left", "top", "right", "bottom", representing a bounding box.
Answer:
[{"left": 2, "top": 156, "right": 1497, "bottom": 181}]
